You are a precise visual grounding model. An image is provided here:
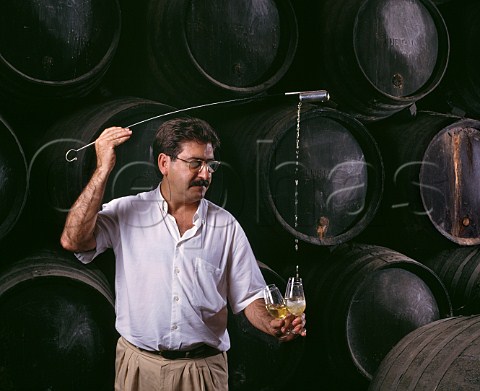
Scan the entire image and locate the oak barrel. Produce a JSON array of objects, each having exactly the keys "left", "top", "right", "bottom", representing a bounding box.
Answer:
[
  {"left": 301, "top": 243, "right": 451, "bottom": 389},
  {"left": 0, "top": 116, "right": 27, "bottom": 242},
  {"left": 300, "top": 0, "right": 449, "bottom": 121},
  {"left": 424, "top": 246, "right": 480, "bottom": 315},
  {"left": 209, "top": 103, "right": 383, "bottom": 264},
  {"left": 369, "top": 315, "right": 480, "bottom": 390},
  {"left": 370, "top": 111, "right": 480, "bottom": 256},
  {"left": 0, "top": 249, "right": 117, "bottom": 390},
  {"left": 432, "top": 0, "right": 480, "bottom": 117},
  {"left": 108, "top": 0, "right": 298, "bottom": 106},
  {"left": 0, "top": 0, "right": 121, "bottom": 101}
]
